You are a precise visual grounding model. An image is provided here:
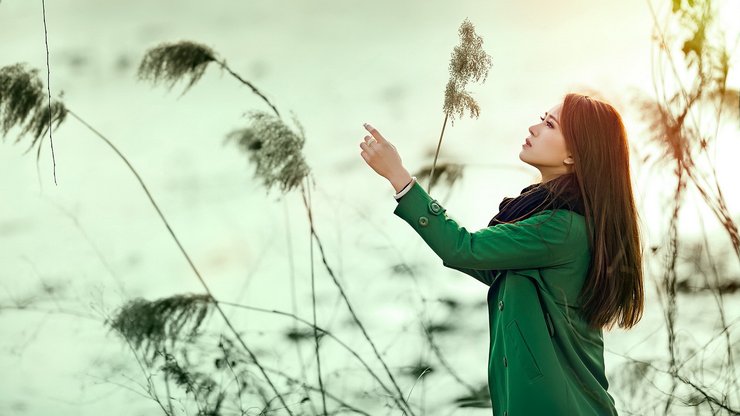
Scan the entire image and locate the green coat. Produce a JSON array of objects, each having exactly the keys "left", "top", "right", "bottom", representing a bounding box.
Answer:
[{"left": 393, "top": 180, "right": 618, "bottom": 416}]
